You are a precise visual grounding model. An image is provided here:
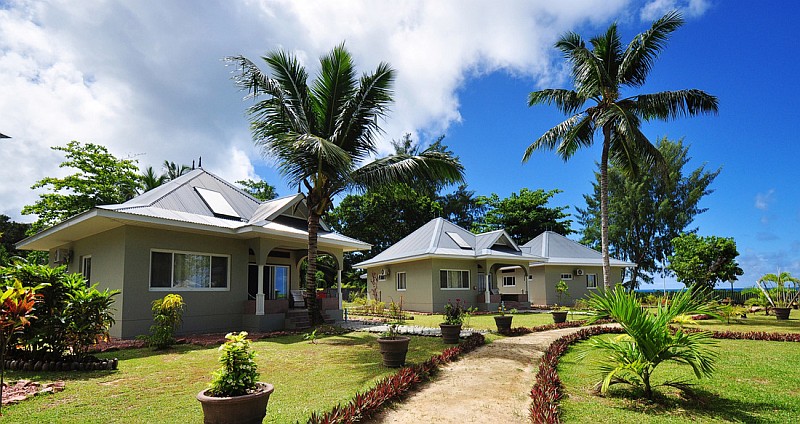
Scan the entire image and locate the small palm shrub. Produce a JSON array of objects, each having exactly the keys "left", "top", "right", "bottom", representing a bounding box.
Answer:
[
  {"left": 581, "top": 286, "right": 718, "bottom": 399},
  {"left": 142, "top": 294, "right": 185, "bottom": 349},
  {"left": 208, "top": 331, "right": 259, "bottom": 397},
  {"left": 63, "top": 276, "right": 119, "bottom": 359}
]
